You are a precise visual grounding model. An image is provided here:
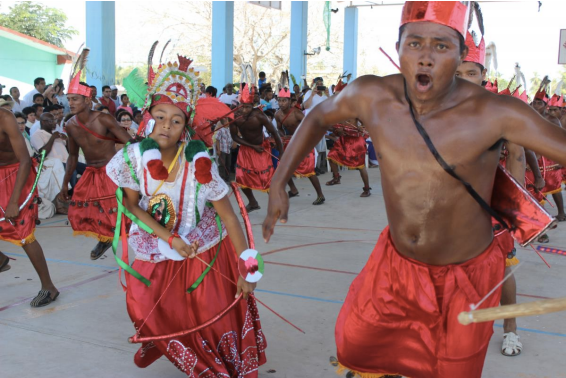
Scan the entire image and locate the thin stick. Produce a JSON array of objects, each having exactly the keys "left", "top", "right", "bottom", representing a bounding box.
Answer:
[
  {"left": 530, "top": 244, "right": 552, "bottom": 268},
  {"left": 470, "top": 262, "right": 523, "bottom": 311},
  {"left": 379, "top": 47, "right": 401, "bottom": 71},
  {"left": 459, "top": 297, "right": 566, "bottom": 325}
]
